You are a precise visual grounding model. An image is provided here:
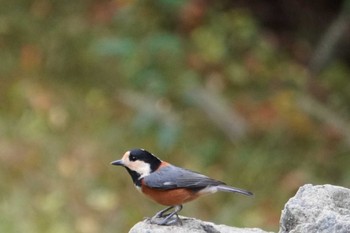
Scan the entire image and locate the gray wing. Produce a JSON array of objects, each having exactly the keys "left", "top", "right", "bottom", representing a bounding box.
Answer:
[{"left": 143, "top": 165, "right": 225, "bottom": 190}]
